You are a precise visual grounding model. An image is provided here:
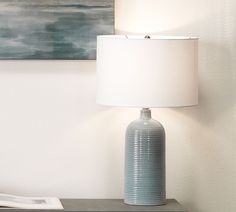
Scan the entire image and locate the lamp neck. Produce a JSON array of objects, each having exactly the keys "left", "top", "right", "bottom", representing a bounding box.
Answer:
[{"left": 140, "top": 108, "right": 152, "bottom": 120}]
